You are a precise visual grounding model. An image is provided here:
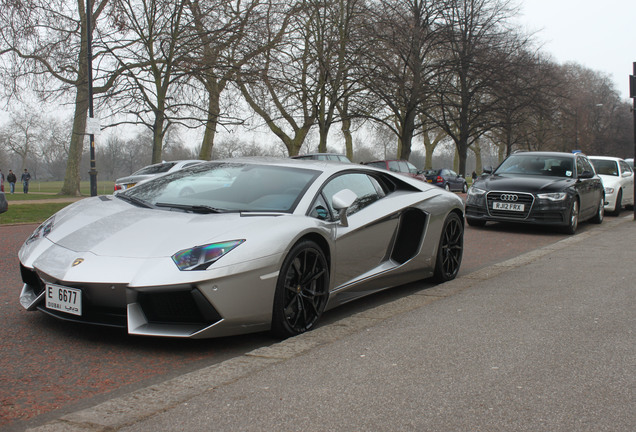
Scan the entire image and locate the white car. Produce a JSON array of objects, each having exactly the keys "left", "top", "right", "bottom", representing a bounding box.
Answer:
[
  {"left": 589, "top": 156, "right": 634, "bottom": 215},
  {"left": 114, "top": 160, "right": 203, "bottom": 192}
]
